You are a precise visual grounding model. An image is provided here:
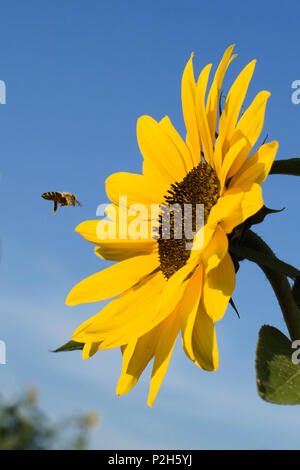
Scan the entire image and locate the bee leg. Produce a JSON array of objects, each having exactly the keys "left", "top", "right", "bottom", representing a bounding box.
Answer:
[{"left": 52, "top": 201, "right": 58, "bottom": 214}]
